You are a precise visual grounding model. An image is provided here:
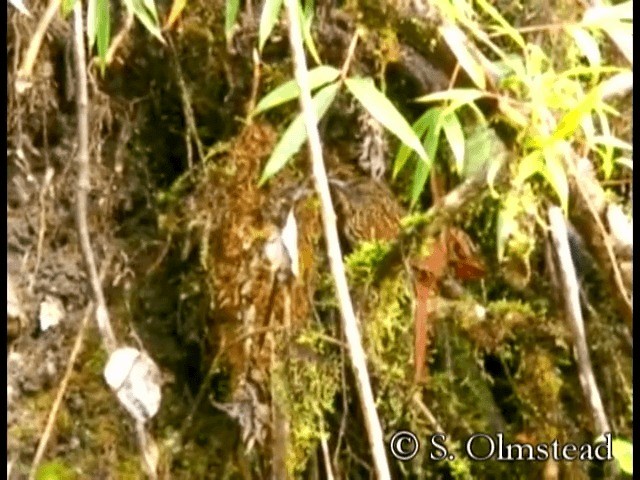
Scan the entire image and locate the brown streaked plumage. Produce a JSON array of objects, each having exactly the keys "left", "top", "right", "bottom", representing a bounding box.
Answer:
[{"left": 330, "top": 177, "right": 405, "bottom": 247}]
